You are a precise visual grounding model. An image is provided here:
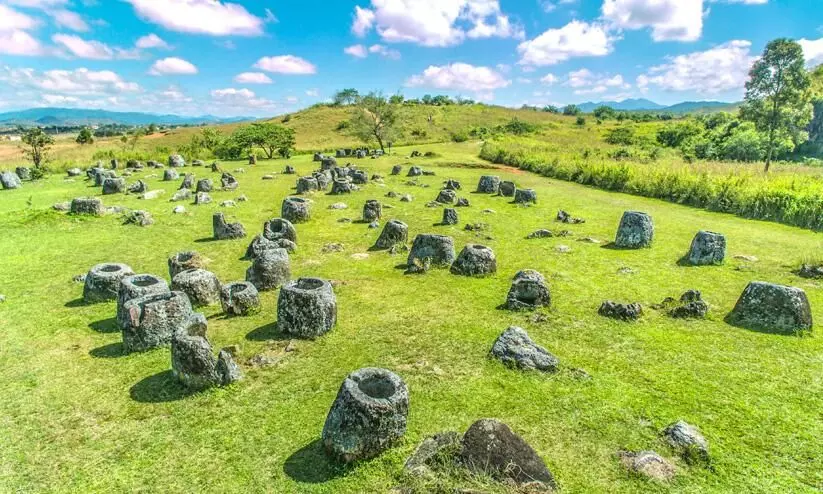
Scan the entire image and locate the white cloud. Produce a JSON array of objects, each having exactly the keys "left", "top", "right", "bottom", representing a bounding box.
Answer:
[
  {"left": 517, "top": 77, "right": 533, "bottom": 84},
  {"left": 0, "top": 30, "right": 44, "bottom": 56},
  {"left": 1, "top": 67, "right": 141, "bottom": 95},
  {"left": 159, "top": 85, "right": 192, "bottom": 102},
  {"left": 369, "top": 44, "right": 401, "bottom": 59},
  {"left": 254, "top": 55, "right": 316, "bottom": 74},
  {"left": 799, "top": 38, "right": 823, "bottom": 68},
  {"left": 352, "top": 5, "right": 375, "bottom": 37},
  {"left": 211, "top": 87, "right": 274, "bottom": 109},
  {"left": 41, "top": 93, "right": 80, "bottom": 105},
  {"left": 149, "top": 57, "right": 198, "bottom": 75},
  {"left": 135, "top": 33, "right": 170, "bottom": 50},
  {"left": 126, "top": 0, "right": 265, "bottom": 36},
  {"left": 564, "top": 69, "right": 631, "bottom": 94},
  {"left": 540, "top": 73, "right": 558, "bottom": 85},
  {"left": 305, "top": 89, "right": 319, "bottom": 97},
  {"left": 52, "top": 34, "right": 115, "bottom": 59},
  {"left": 636, "top": 40, "right": 755, "bottom": 93},
  {"left": 601, "top": 0, "right": 704, "bottom": 42},
  {"left": 50, "top": 10, "right": 88, "bottom": 32},
  {"left": 350, "top": 0, "right": 522, "bottom": 47},
  {"left": 406, "top": 62, "right": 511, "bottom": 97},
  {"left": 234, "top": 72, "right": 272, "bottom": 84},
  {"left": 540, "top": 0, "right": 578, "bottom": 12},
  {"left": 517, "top": 20, "right": 614, "bottom": 66},
  {"left": 4, "top": 0, "right": 68, "bottom": 7},
  {"left": 344, "top": 44, "right": 368, "bottom": 58},
  {"left": 0, "top": 5, "right": 39, "bottom": 32}
]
